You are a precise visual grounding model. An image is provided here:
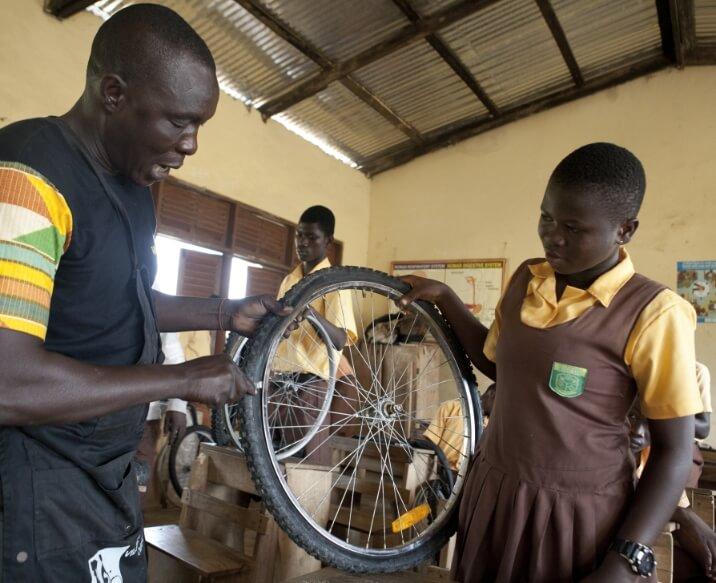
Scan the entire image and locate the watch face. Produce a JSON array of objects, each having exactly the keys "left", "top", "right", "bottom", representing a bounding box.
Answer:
[{"left": 637, "top": 553, "right": 655, "bottom": 575}]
